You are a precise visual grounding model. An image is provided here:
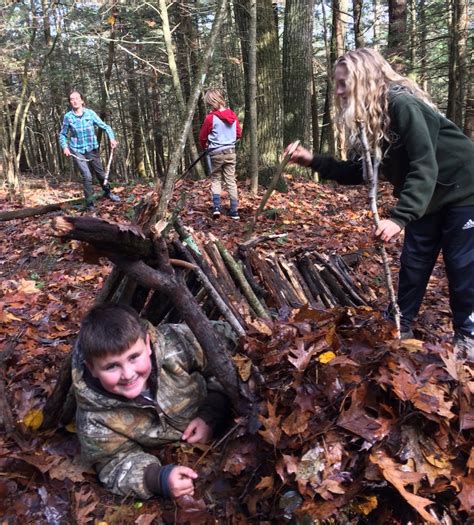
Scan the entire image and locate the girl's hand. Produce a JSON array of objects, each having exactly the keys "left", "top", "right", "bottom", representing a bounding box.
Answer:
[
  {"left": 110, "top": 139, "right": 118, "bottom": 149},
  {"left": 63, "top": 147, "right": 71, "bottom": 157},
  {"left": 182, "top": 417, "right": 213, "bottom": 444},
  {"left": 375, "top": 219, "right": 402, "bottom": 242},
  {"left": 283, "top": 143, "right": 313, "bottom": 167},
  {"left": 168, "top": 466, "right": 198, "bottom": 498}
]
